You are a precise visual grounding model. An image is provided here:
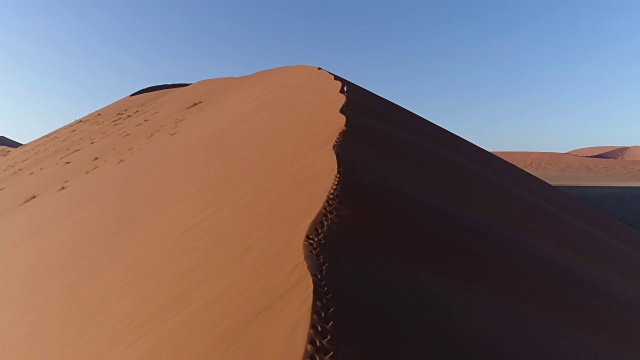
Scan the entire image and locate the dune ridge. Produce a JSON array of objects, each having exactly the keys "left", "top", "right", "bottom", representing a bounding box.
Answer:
[{"left": 302, "top": 128, "right": 344, "bottom": 359}]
